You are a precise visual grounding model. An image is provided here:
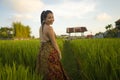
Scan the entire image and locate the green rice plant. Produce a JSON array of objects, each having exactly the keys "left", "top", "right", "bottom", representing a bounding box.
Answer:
[
  {"left": 0, "top": 63, "right": 42, "bottom": 80},
  {"left": 0, "top": 38, "right": 120, "bottom": 80},
  {"left": 61, "top": 40, "right": 79, "bottom": 80},
  {"left": 0, "top": 40, "right": 40, "bottom": 70},
  {"left": 67, "top": 38, "right": 120, "bottom": 80}
]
